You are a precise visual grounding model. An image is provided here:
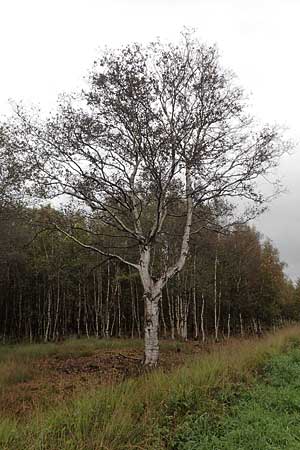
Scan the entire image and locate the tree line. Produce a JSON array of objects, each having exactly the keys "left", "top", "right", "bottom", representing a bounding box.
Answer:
[{"left": 0, "top": 205, "right": 297, "bottom": 344}]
